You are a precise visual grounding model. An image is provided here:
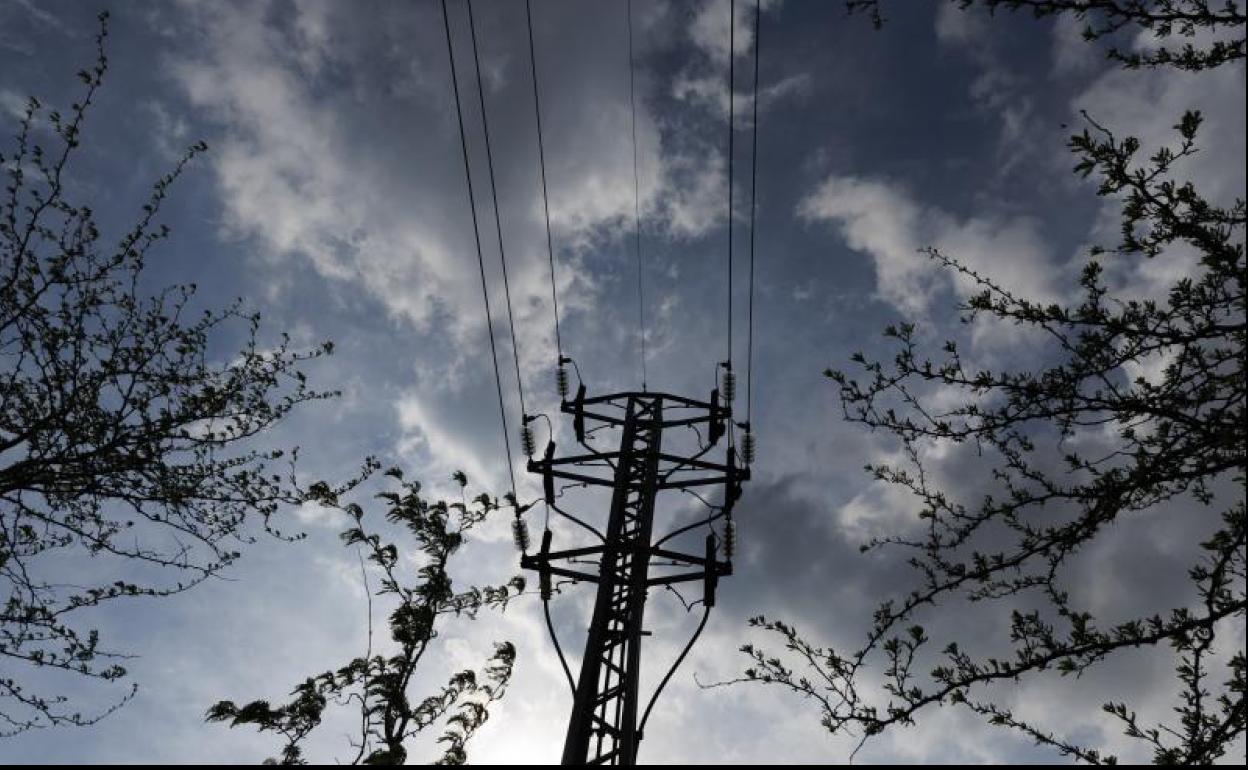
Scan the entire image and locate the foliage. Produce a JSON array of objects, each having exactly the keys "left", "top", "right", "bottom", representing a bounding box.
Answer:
[
  {"left": 207, "top": 469, "right": 525, "bottom": 765},
  {"left": 731, "top": 1, "right": 1245, "bottom": 760},
  {"left": 0, "top": 13, "right": 357, "bottom": 735},
  {"left": 735, "top": 77, "right": 1245, "bottom": 767},
  {"left": 847, "top": 0, "right": 1245, "bottom": 70}
]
